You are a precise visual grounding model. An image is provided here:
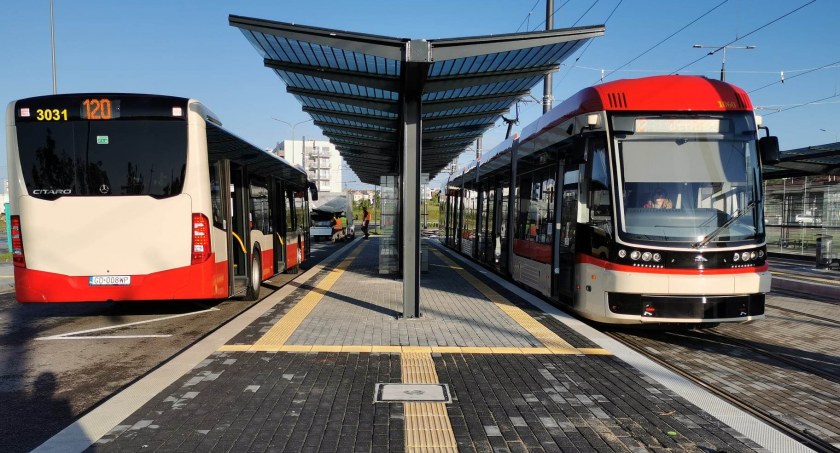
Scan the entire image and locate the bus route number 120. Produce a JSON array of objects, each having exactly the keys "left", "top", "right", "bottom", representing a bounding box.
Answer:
[{"left": 83, "top": 98, "right": 113, "bottom": 120}]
